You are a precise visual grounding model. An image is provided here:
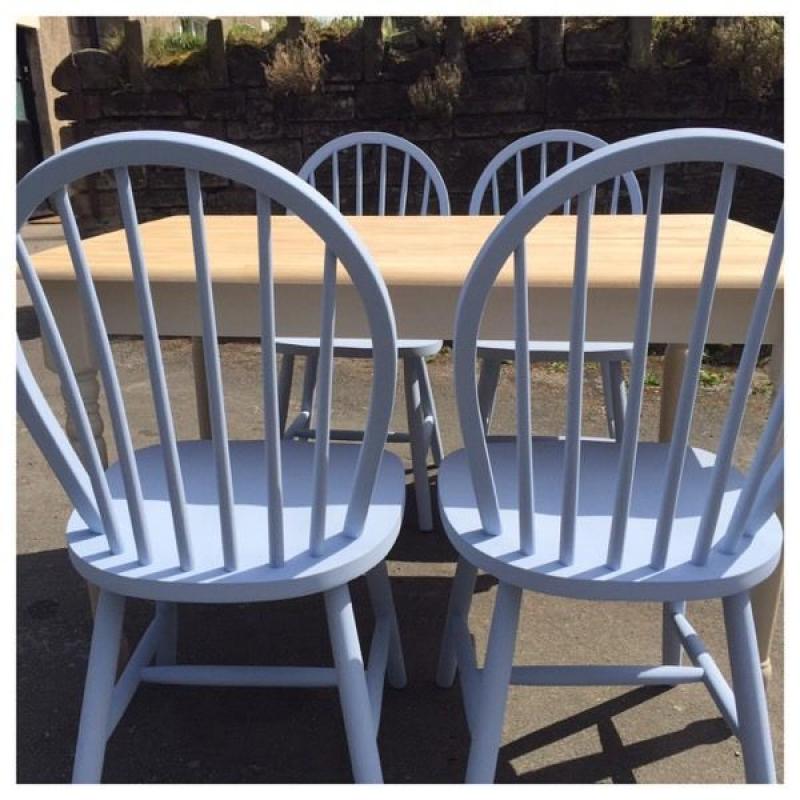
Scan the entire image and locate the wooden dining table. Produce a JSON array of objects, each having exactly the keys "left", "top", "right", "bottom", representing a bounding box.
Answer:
[{"left": 31, "top": 212, "right": 783, "bottom": 677}]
